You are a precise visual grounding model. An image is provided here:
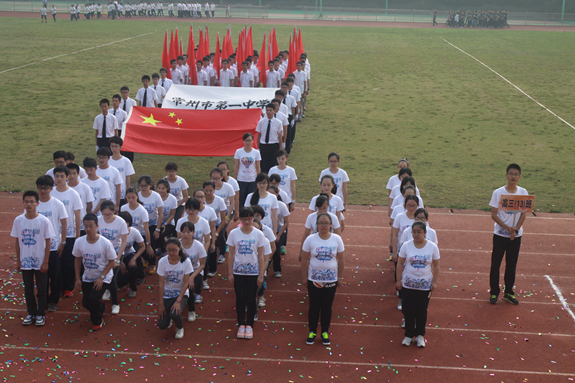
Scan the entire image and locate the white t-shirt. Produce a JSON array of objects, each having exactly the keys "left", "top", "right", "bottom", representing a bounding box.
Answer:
[
  {"left": 120, "top": 204, "right": 149, "bottom": 238},
  {"left": 319, "top": 168, "right": 349, "bottom": 201},
  {"left": 240, "top": 71, "right": 254, "bottom": 87},
  {"left": 98, "top": 215, "right": 129, "bottom": 254},
  {"left": 96, "top": 166, "right": 123, "bottom": 204},
  {"left": 390, "top": 194, "right": 424, "bottom": 211},
  {"left": 269, "top": 166, "right": 297, "bottom": 202},
  {"left": 69, "top": 182, "right": 95, "bottom": 231},
  {"left": 135, "top": 87, "right": 159, "bottom": 108},
  {"left": 205, "top": 196, "right": 226, "bottom": 226},
  {"left": 304, "top": 211, "right": 340, "bottom": 235},
  {"left": 125, "top": 227, "right": 144, "bottom": 255},
  {"left": 108, "top": 156, "right": 135, "bottom": 200},
  {"left": 219, "top": 69, "right": 235, "bottom": 87},
  {"left": 175, "top": 216, "right": 210, "bottom": 245},
  {"left": 180, "top": 239, "right": 207, "bottom": 272},
  {"left": 226, "top": 176, "right": 240, "bottom": 192},
  {"left": 386, "top": 174, "right": 401, "bottom": 192},
  {"left": 399, "top": 240, "right": 440, "bottom": 291},
  {"left": 198, "top": 205, "right": 217, "bottom": 227},
  {"left": 302, "top": 233, "right": 345, "bottom": 283},
  {"left": 161, "top": 194, "right": 178, "bottom": 226},
  {"left": 261, "top": 224, "right": 276, "bottom": 245},
  {"left": 244, "top": 192, "right": 278, "bottom": 231},
  {"left": 489, "top": 186, "right": 529, "bottom": 238},
  {"left": 157, "top": 256, "right": 193, "bottom": 298},
  {"left": 50, "top": 188, "right": 83, "bottom": 238},
  {"left": 390, "top": 204, "right": 406, "bottom": 220},
  {"left": 265, "top": 70, "right": 281, "bottom": 88},
  {"left": 73, "top": 235, "right": 117, "bottom": 284},
  {"left": 400, "top": 225, "right": 438, "bottom": 248},
  {"left": 81, "top": 177, "right": 111, "bottom": 215},
  {"left": 393, "top": 212, "right": 415, "bottom": 252},
  {"left": 11, "top": 214, "right": 55, "bottom": 270},
  {"left": 389, "top": 184, "right": 421, "bottom": 200},
  {"left": 47, "top": 166, "right": 87, "bottom": 180},
  {"left": 276, "top": 201, "right": 290, "bottom": 231},
  {"left": 214, "top": 182, "right": 235, "bottom": 211},
  {"left": 37, "top": 197, "right": 68, "bottom": 251},
  {"left": 234, "top": 148, "right": 261, "bottom": 182},
  {"left": 166, "top": 176, "right": 189, "bottom": 204},
  {"left": 308, "top": 194, "right": 344, "bottom": 217},
  {"left": 226, "top": 227, "right": 266, "bottom": 276},
  {"left": 138, "top": 191, "right": 164, "bottom": 226}
]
